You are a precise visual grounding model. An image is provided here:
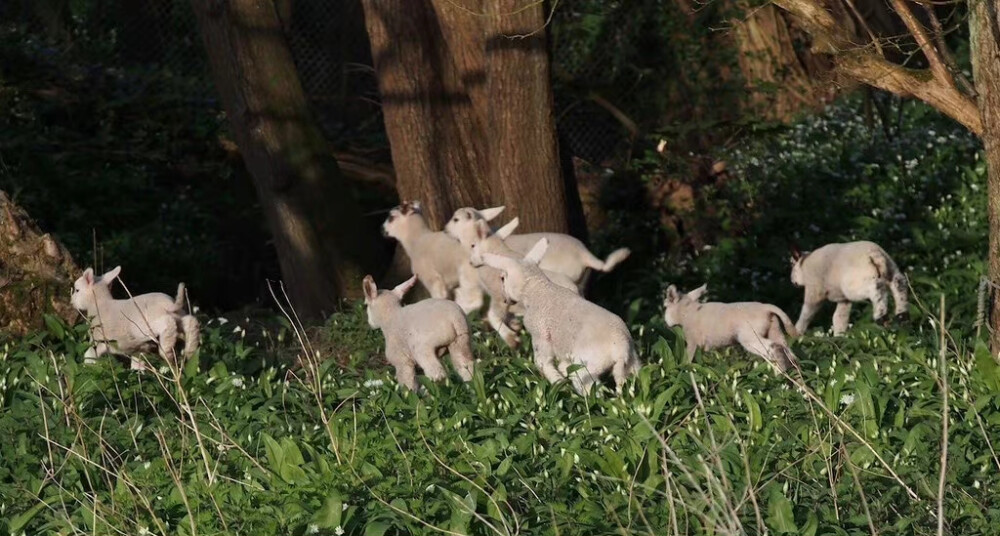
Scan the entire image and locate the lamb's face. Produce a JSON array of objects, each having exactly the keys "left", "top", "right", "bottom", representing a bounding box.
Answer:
[
  {"left": 444, "top": 208, "right": 481, "bottom": 248},
  {"left": 70, "top": 269, "right": 96, "bottom": 311},
  {"left": 662, "top": 284, "right": 706, "bottom": 326},
  {"left": 498, "top": 265, "right": 529, "bottom": 303},
  {"left": 382, "top": 202, "right": 423, "bottom": 240},
  {"left": 790, "top": 257, "right": 805, "bottom": 287}
]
